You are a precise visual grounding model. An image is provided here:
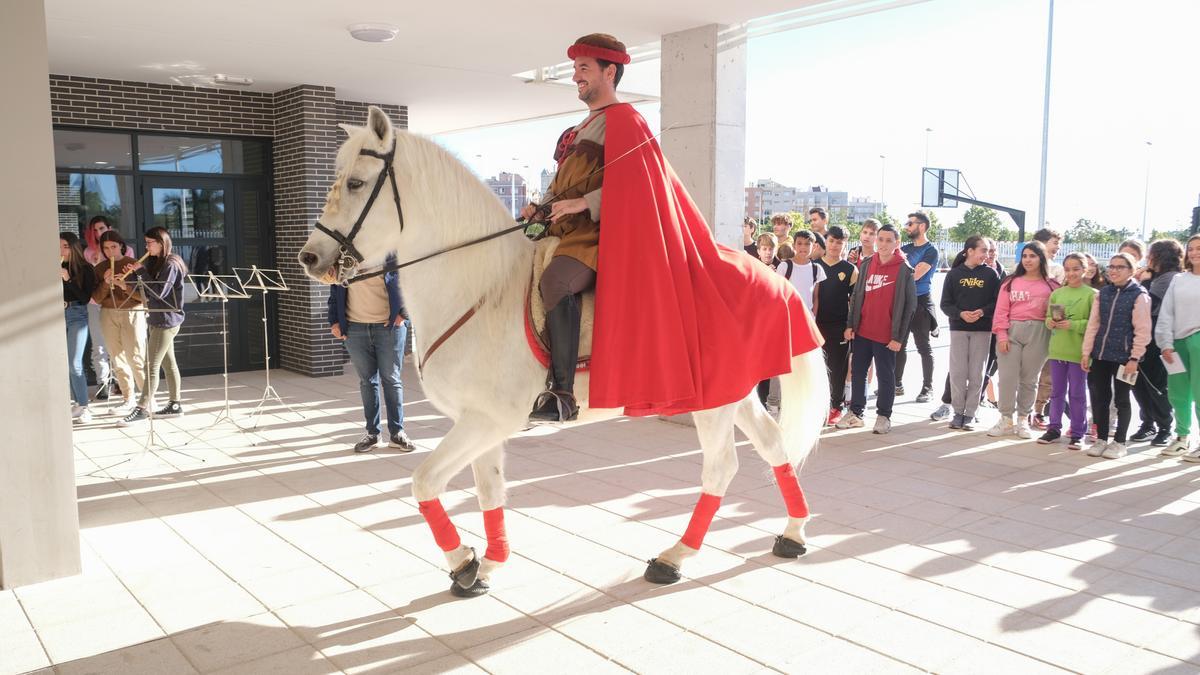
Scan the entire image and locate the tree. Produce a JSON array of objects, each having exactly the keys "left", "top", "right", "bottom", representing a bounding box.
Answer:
[
  {"left": 926, "top": 210, "right": 945, "bottom": 240},
  {"left": 950, "top": 205, "right": 1016, "bottom": 241},
  {"left": 1066, "top": 218, "right": 1134, "bottom": 244}
]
